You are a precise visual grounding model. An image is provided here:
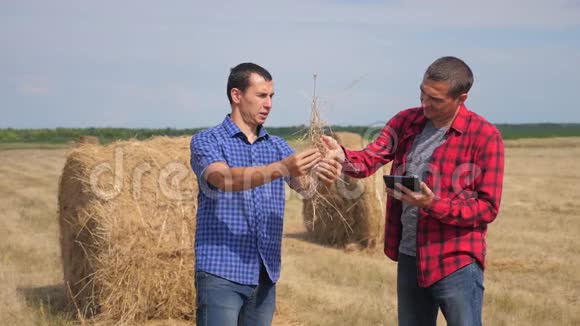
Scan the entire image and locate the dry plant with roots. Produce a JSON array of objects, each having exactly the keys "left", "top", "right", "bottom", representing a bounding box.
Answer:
[
  {"left": 300, "top": 75, "right": 354, "bottom": 241},
  {"left": 300, "top": 74, "right": 330, "bottom": 192},
  {"left": 301, "top": 75, "right": 387, "bottom": 248},
  {"left": 307, "top": 74, "right": 329, "bottom": 157}
]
